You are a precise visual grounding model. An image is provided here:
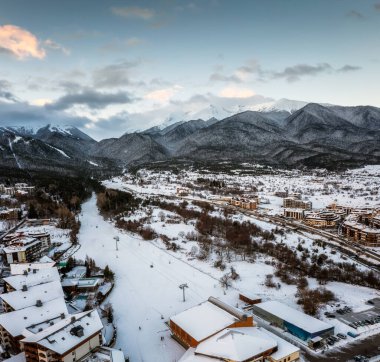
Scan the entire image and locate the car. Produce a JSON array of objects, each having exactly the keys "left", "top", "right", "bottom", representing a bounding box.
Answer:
[
  {"left": 348, "top": 331, "right": 359, "bottom": 338},
  {"left": 337, "top": 333, "right": 347, "bottom": 339}
]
